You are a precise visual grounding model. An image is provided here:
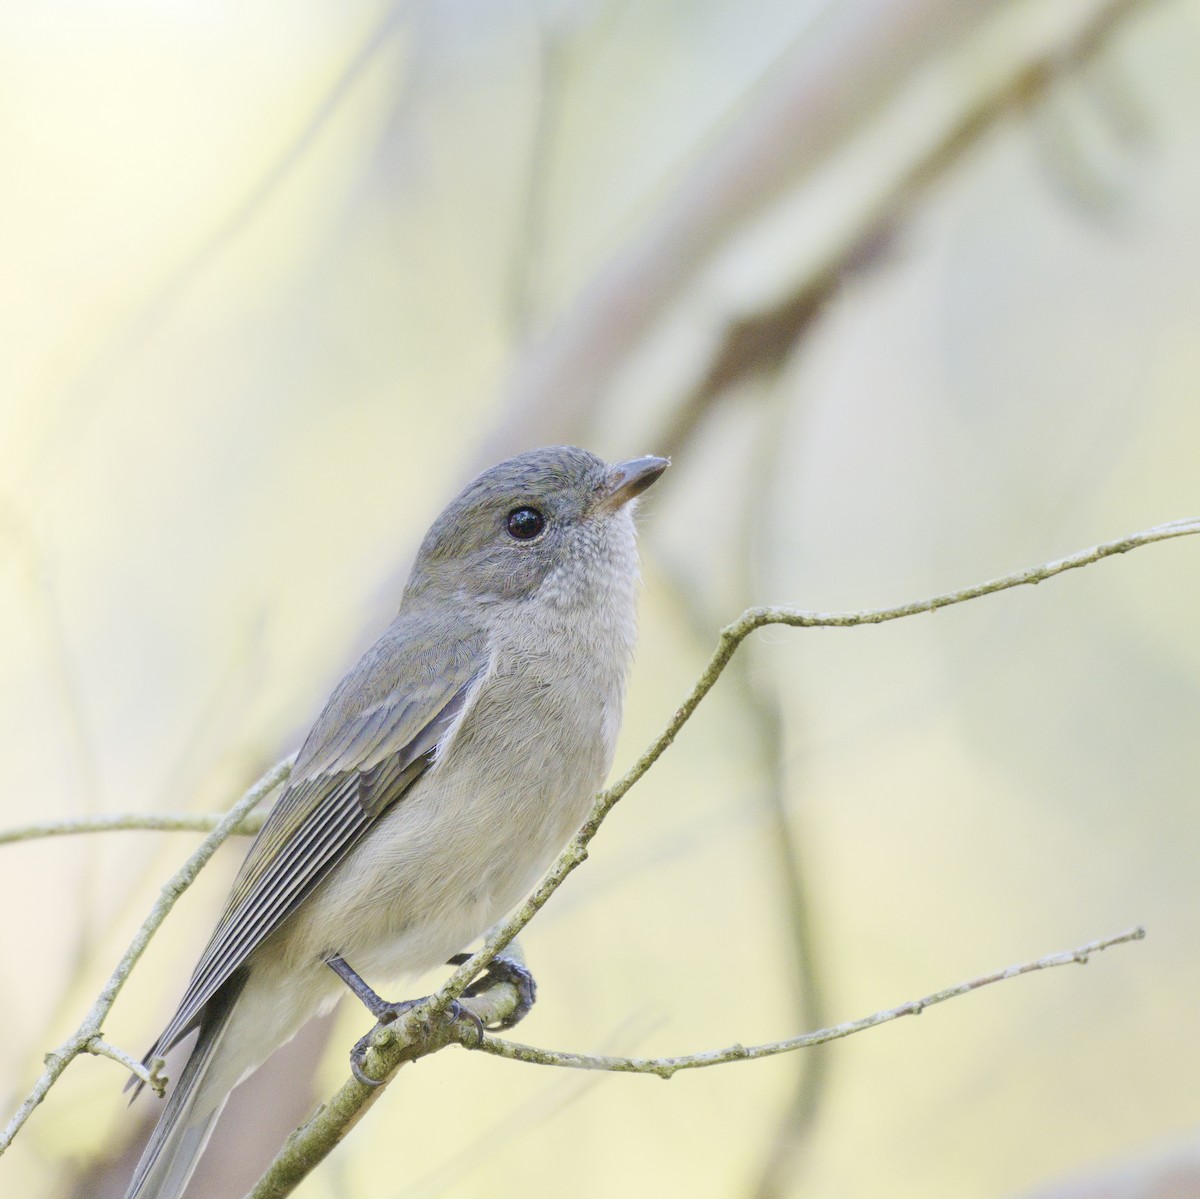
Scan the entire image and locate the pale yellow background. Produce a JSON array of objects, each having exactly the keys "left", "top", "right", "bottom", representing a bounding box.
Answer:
[{"left": 2, "top": 2, "right": 1199, "bottom": 1197}]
